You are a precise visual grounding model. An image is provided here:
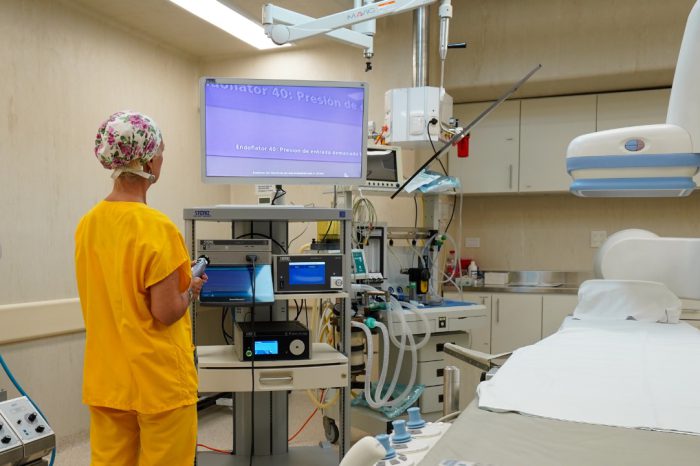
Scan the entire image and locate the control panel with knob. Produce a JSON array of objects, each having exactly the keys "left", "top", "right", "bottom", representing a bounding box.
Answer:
[
  {"left": 0, "top": 410, "right": 21, "bottom": 460},
  {"left": 289, "top": 339, "right": 306, "bottom": 356},
  {"left": 0, "top": 396, "right": 54, "bottom": 462}
]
